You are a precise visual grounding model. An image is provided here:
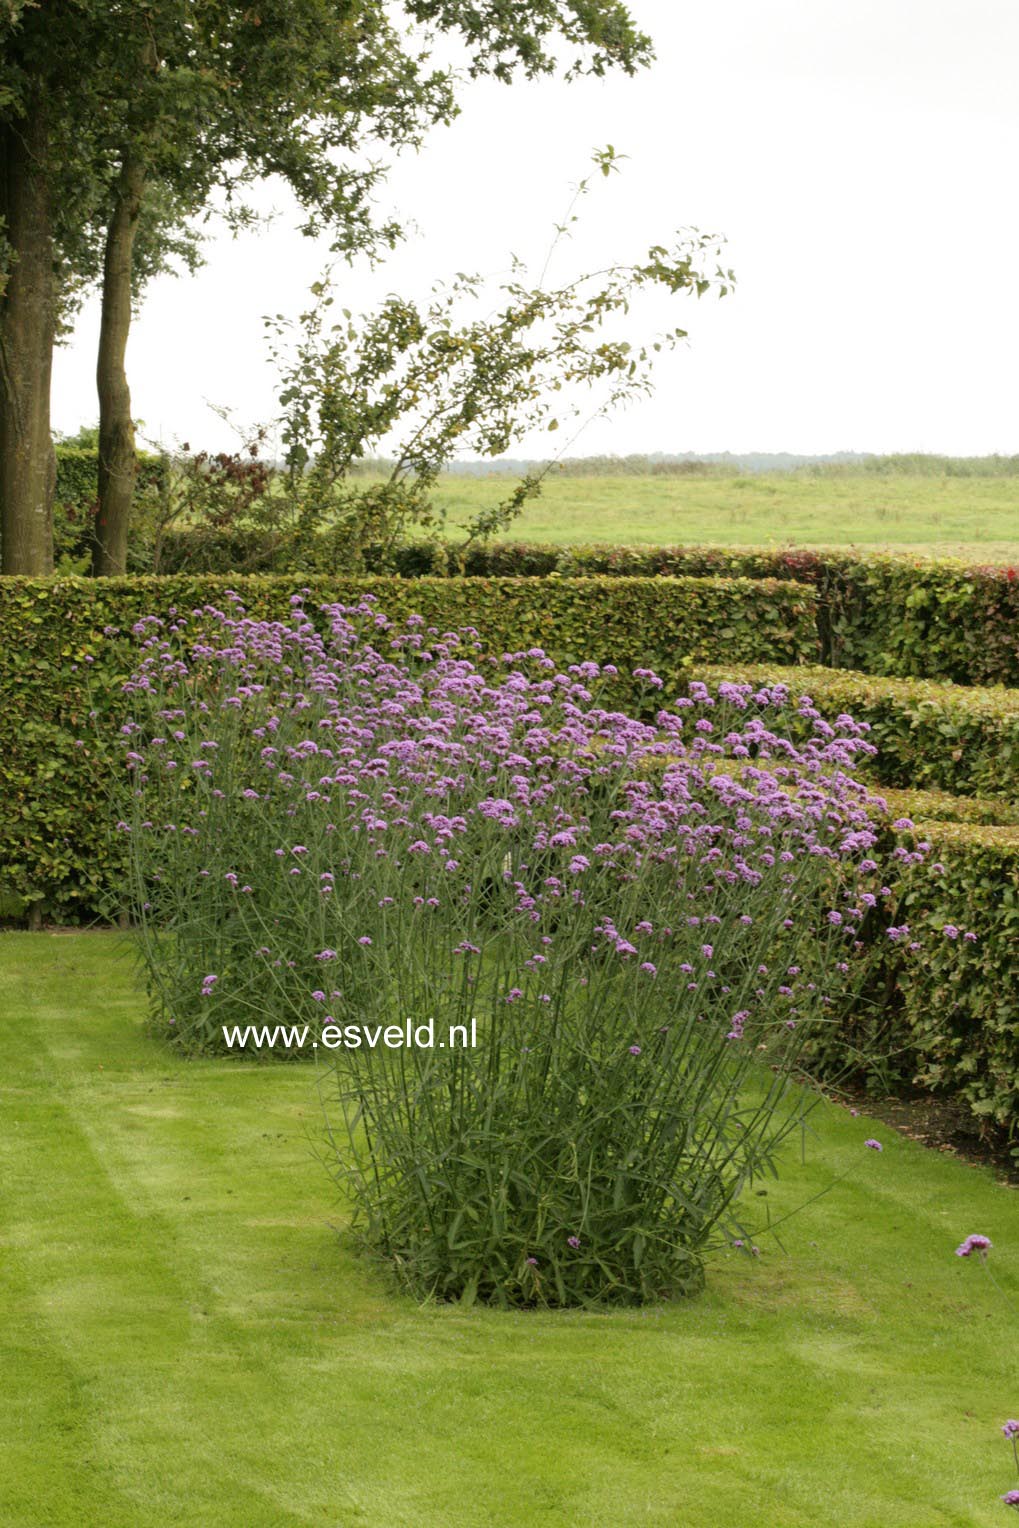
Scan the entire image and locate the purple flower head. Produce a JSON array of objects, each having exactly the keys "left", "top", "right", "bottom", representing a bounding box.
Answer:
[
  {"left": 864, "top": 1138, "right": 882, "bottom": 1152},
  {"left": 567, "top": 1235, "right": 581, "bottom": 1250},
  {"left": 628, "top": 1044, "right": 642, "bottom": 1056},
  {"left": 1003, "top": 1491, "right": 1019, "bottom": 1509},
  {"left": 955, "top": 1233, "right": 992, "bottom": 1259},
  {"left": 632, "top": 667, "right": 663, "bottom": 689},
  {"left": 942, "top": 924, "right": 959, "bottom": 940},
  {"left": 1002, "top": 1420, "right": 1019, "bottom": 1439},
  {"left": 726, "top": 1010, "right": 749, "bottom": 1042}
]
